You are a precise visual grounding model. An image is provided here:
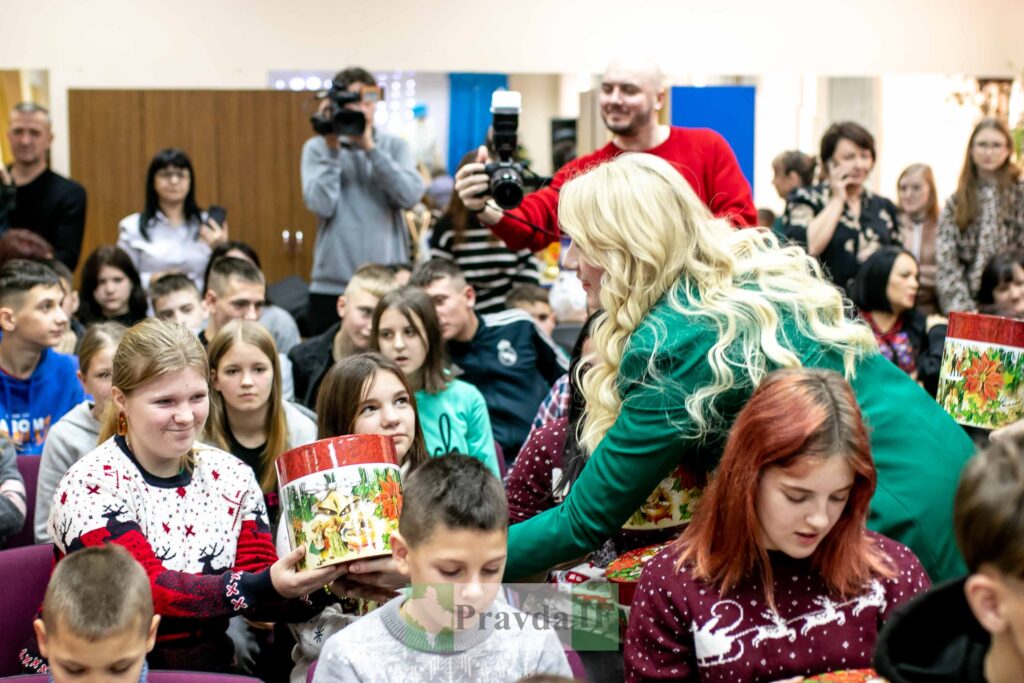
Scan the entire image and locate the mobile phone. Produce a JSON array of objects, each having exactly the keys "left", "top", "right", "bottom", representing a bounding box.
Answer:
[{"left": 207, "top": 205, "right": 227, "bottom": 226}]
